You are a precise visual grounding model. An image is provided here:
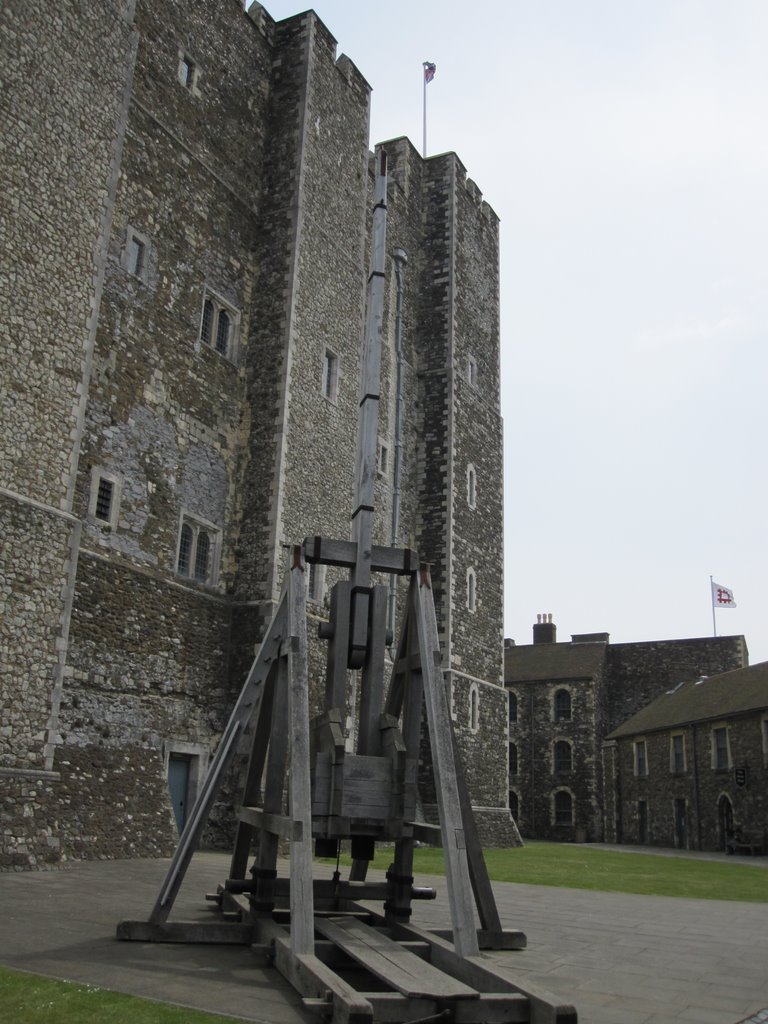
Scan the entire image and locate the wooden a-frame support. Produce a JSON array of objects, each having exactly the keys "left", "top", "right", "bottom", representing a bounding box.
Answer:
[{"left": 117, "top": 546, "right": 576, "bottom": 1024}]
